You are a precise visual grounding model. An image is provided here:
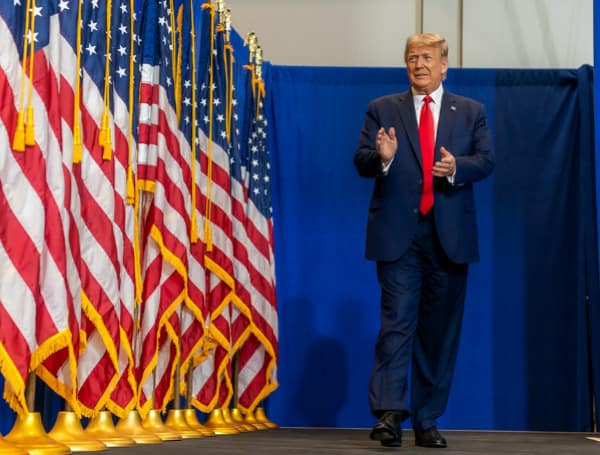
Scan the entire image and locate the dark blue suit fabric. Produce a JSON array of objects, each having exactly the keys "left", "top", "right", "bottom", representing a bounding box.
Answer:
[
  {"left": 355, "top": 88, "right": 495, "bottom": 431},
  {"left": 355, "top": 90, "right": 495, "bottom": 264}
]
